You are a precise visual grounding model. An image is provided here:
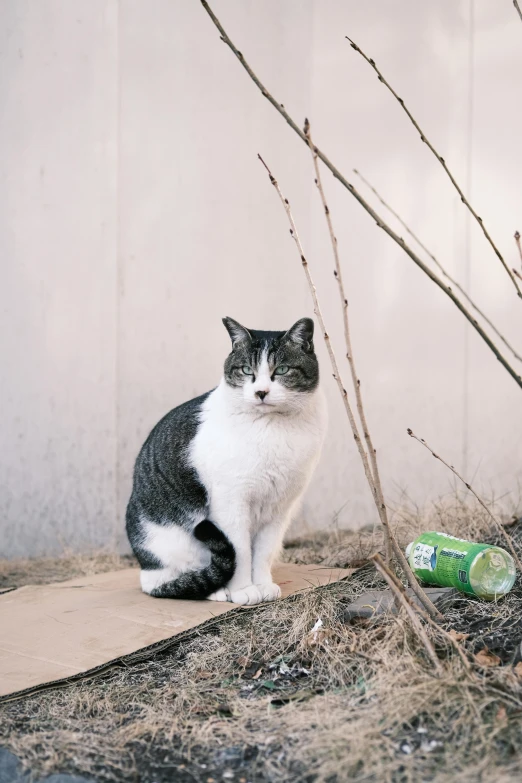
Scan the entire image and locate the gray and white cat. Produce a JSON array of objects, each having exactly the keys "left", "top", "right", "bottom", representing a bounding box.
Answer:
[{"left": 126, "top": 316, "right": 327, "bottom": 606}]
